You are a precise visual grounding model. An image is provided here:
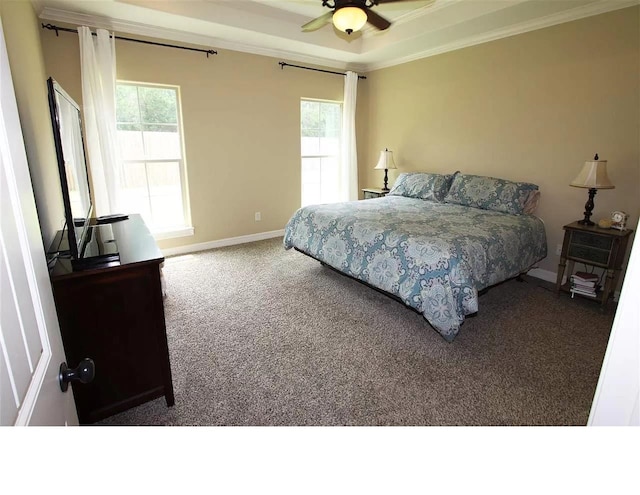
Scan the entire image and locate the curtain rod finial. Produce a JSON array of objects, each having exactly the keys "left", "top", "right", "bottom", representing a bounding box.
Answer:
[{"left": 42, "top": 23, "right": 60, "bottom": 36}]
